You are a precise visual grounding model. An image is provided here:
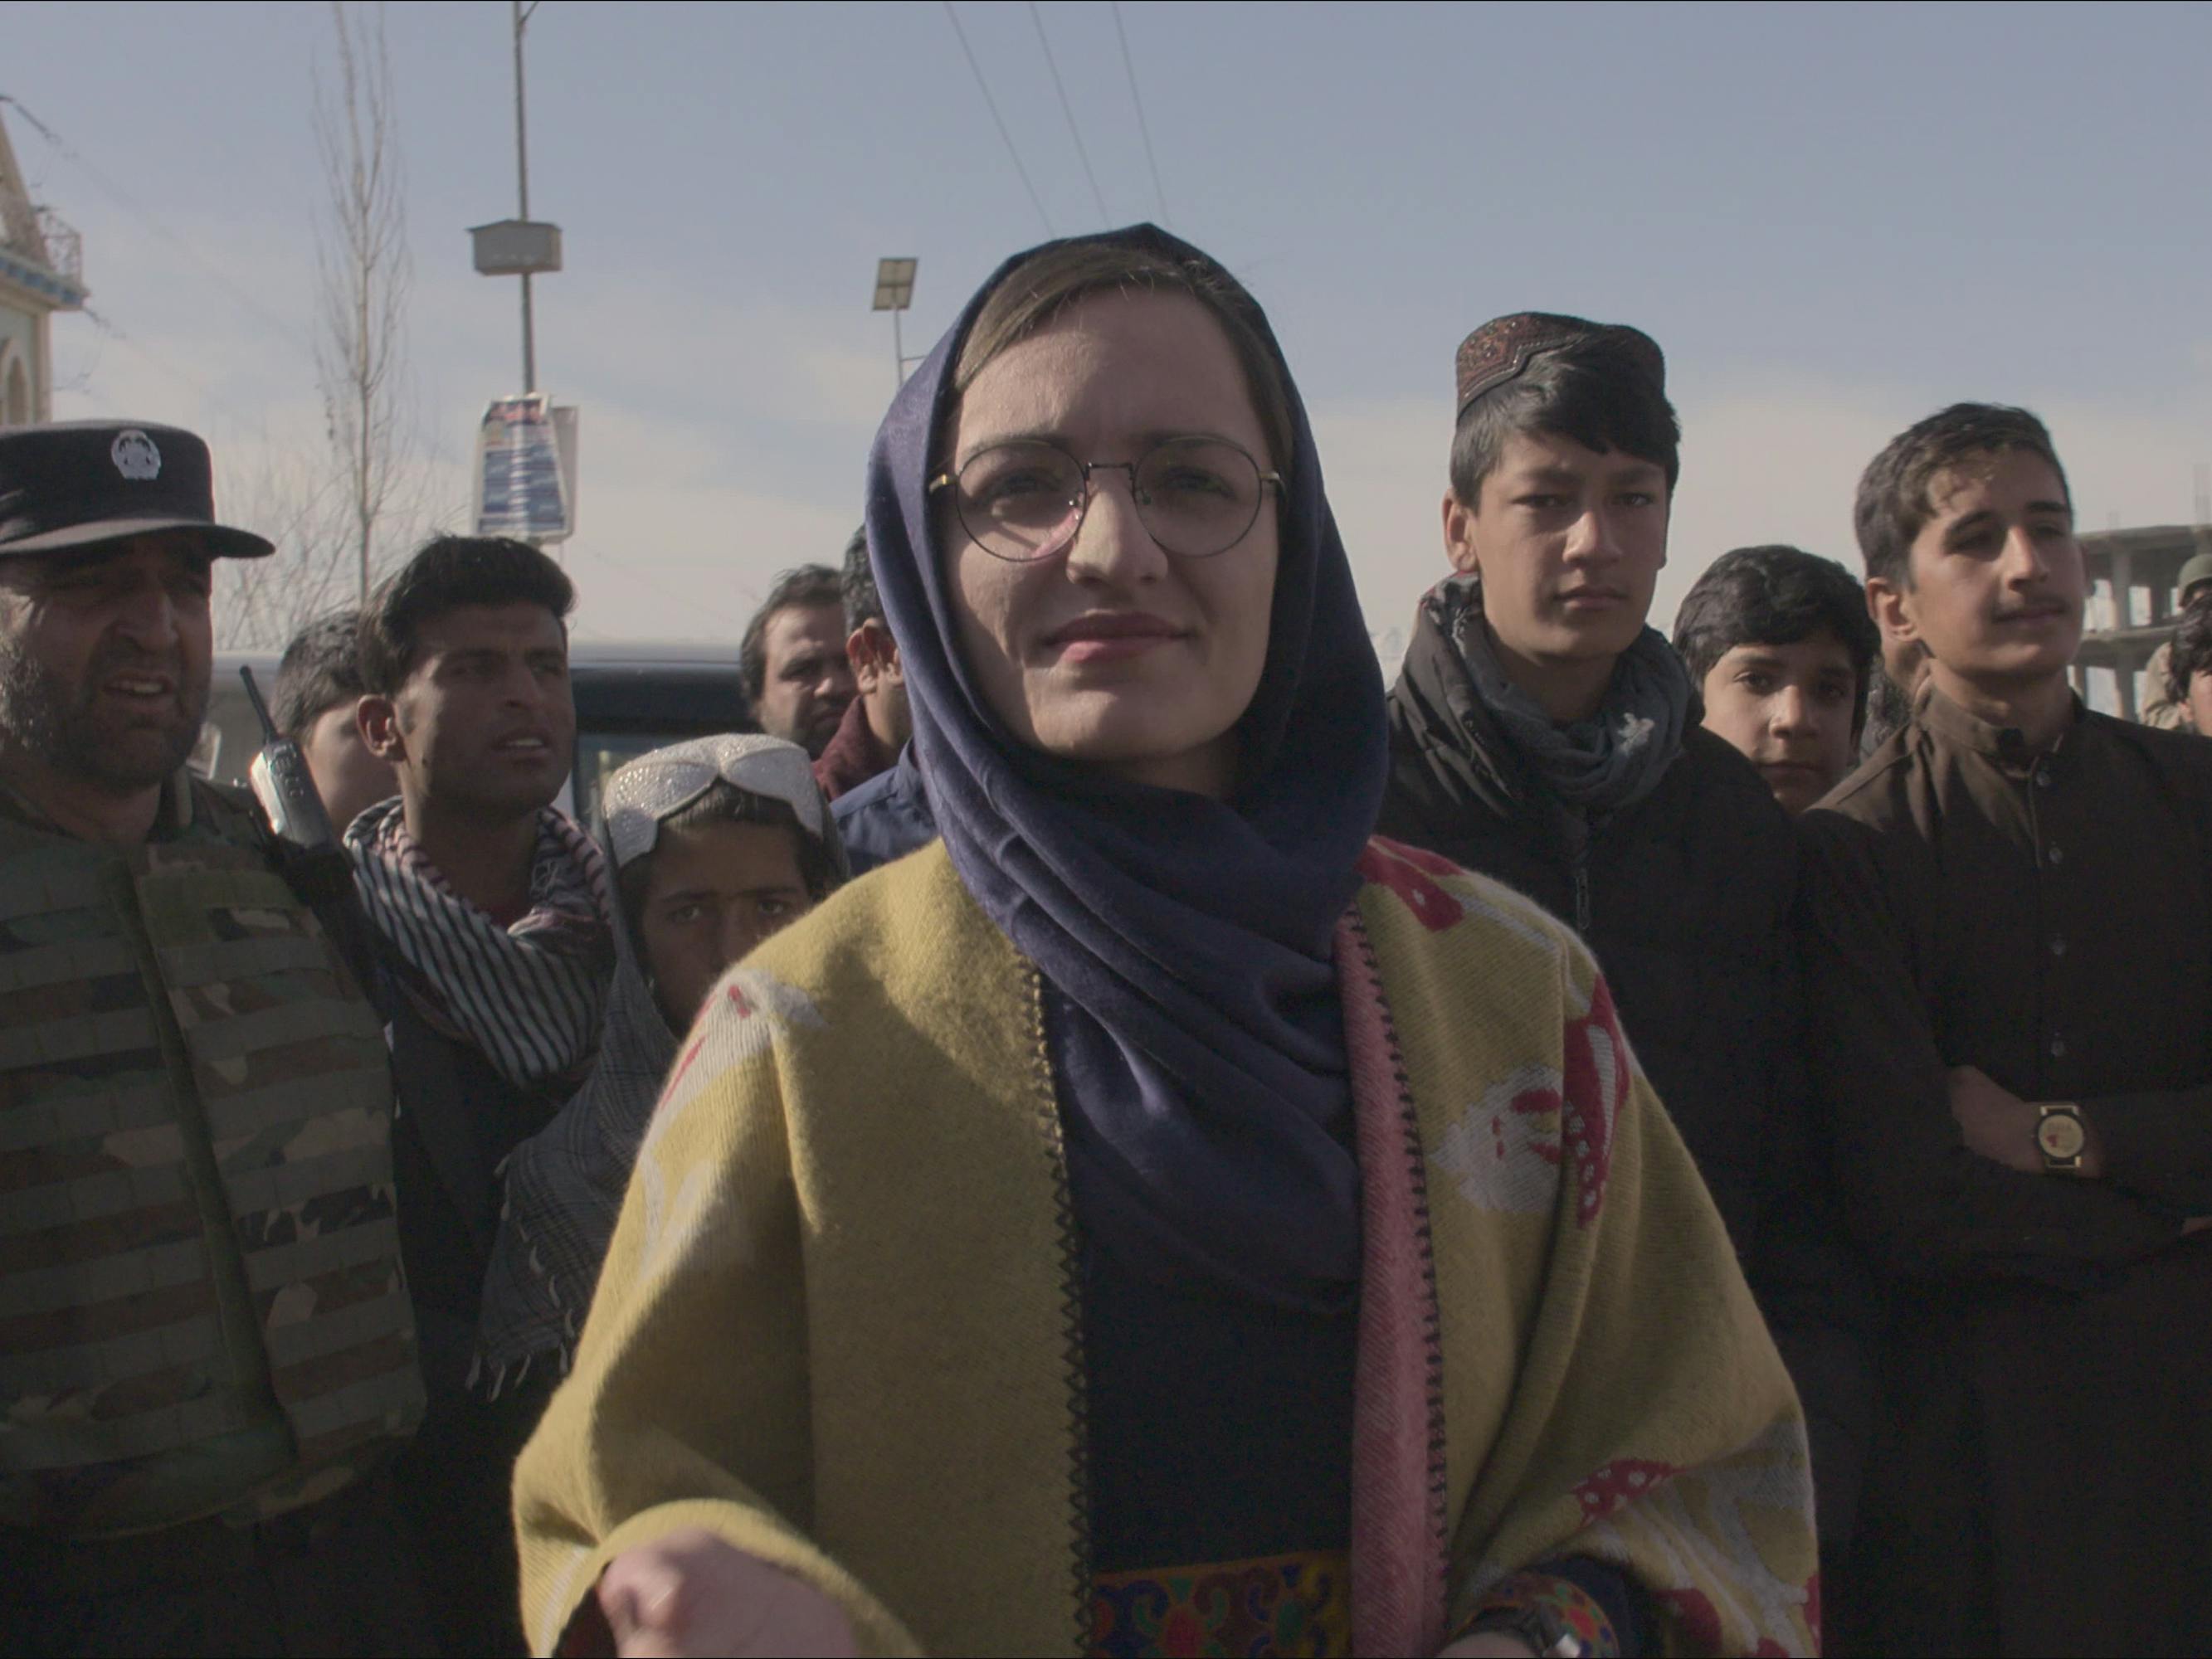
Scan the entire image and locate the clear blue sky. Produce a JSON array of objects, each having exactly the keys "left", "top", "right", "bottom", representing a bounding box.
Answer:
[{"left": 11, "top": 0, "right": 2212, "bottom": 663}]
